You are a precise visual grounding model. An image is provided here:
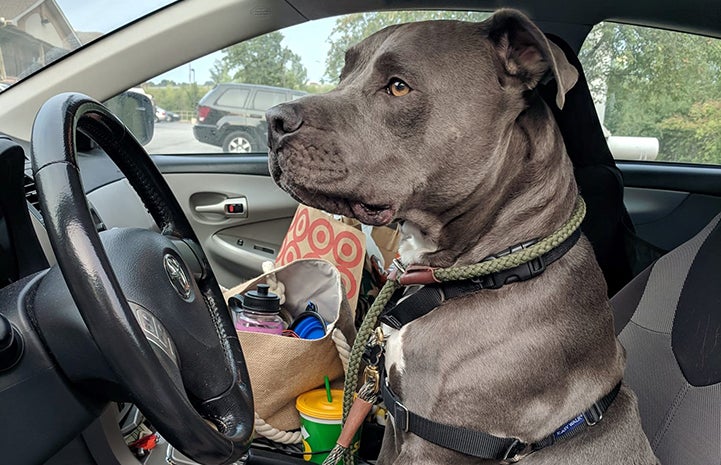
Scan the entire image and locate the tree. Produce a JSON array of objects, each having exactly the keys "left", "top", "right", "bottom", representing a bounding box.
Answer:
[
  {"left": 210, "top": 59, "right": 232, "bottom": 84},
  {"left": 324, "top": 11, "right": 489, "bottom": 82},
  {"left": 579, "top": 23, "right": 721, "bottom": 163},
  {"left": 216, "top": 31, "right": 307, "bottom": 89},
  {"left": 305, "top": 82, "right": 336, "bottom": 94},
  {"left": 154, "top": 79, "right": 177, "bottom": 87},
  {"left": 658, "top": 100, "right": 721, "bottom": 163},
  {"left": 147, "top": 84, "right": 212, "bottom": 113}
]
